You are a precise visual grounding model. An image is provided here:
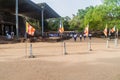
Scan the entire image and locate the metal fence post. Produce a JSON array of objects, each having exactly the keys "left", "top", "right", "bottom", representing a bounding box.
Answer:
[
  {"left": 29, "top": 43, "right": 34, "bottom": 58},
  {"left": 106, "top": 39, "right": 109, "bottom": 48},
  {"left": 63, "top": 42, "right": 67, "bottom": 55},
  {"left": 115, "top": 38, "right": 118, "bottom": 47},
  {"left": 88, "top": 40, "right": 92, "bottom": 51}
]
